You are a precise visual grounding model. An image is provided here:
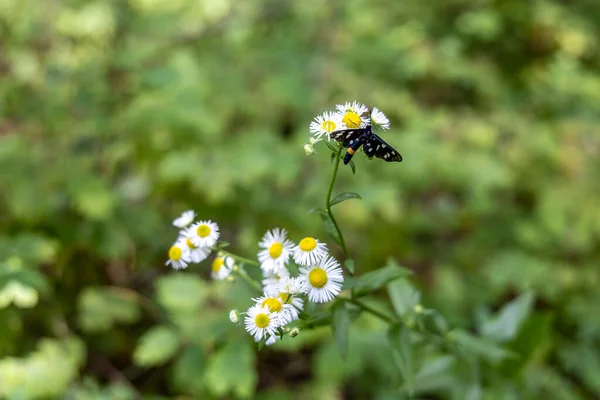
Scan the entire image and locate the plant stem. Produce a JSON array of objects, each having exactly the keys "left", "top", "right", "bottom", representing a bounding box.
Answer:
[
  {"left": 349, "top": 298, "right": 396, "bottom": 324},
  {"left": 220, "top": 250, "right": 261, "bottom": 268},
  {"left": 326, "top": 144, "right": 351, "bottom": 263},
  {"left": 234, "top": 267, "right": 262, "bottom": 293}
]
